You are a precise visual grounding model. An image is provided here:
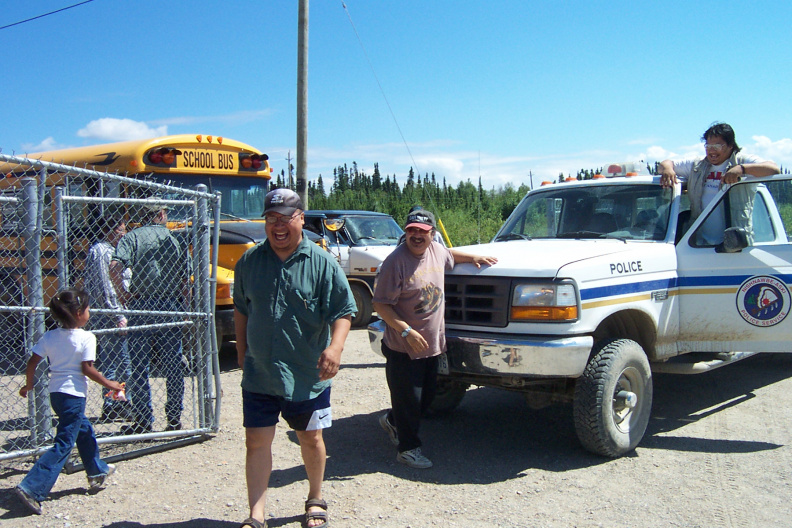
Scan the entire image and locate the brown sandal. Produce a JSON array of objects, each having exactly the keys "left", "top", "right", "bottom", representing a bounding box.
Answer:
[
  {"left": 304, "top": 498, "right": 329, "bottom": 527},
  {"left": 240, "top": 517, "right": 266, "bottom": 528}
]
